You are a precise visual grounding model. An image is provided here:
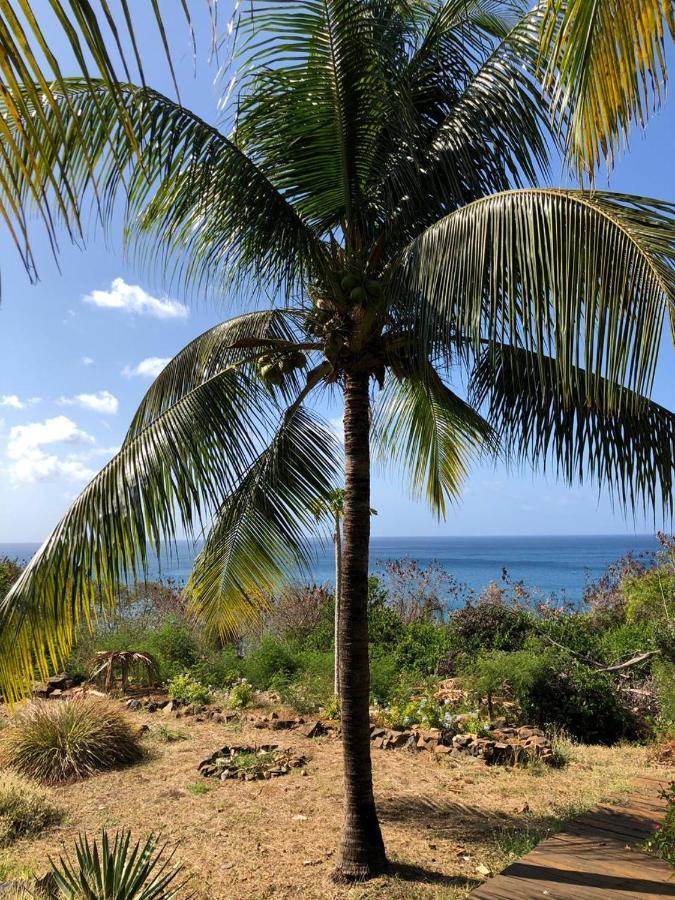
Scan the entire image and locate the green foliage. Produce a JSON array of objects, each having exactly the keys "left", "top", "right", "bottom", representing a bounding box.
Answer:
[
  {"left": 146, "top": 620, "right": 200, "bottom": 680},
  {"left": 653, "top": 660, "right": 675, "bottom": 739},
  {"left": 152, "top": 727, "right": 189, "bottom": 744},
  {"left": 624, "top": 566, "right": 675, "bottom": 626},
  {"left": 166, "top": 674, "right": 212, "bottom": 707},
  {"left": 243, "top": 635, "right": 300, "bottom": 690},
  {"left": 380, "top": 681, "right": 451, "bottom": 730},
  {"left": 446, "top": 594, "right": 534, "bottom": 662},
  {"left": 50, "top": 829, "right": 187, "bottom": 899},
  {"left": 227, "top": 679, "right": 254, "bottom": 710},
  {"left": 369, "top": 652, "right": 405, "bottom": 706},
  {"left": 2, "top": 699, "right": 143, "bottom": 784},
  {"left": 463, "top": 648, "right": 635, "bottom": 744},
  {"left": 393, "top": 621, "right": 452, "bottom": 675},
  {"left": 0, "top": 559, "right": 23, "bottom": 601},
  {"left": 0, "top": 773, "right": 61, "bottom": 847},
  {"left": 642, "top": 781, "right": 675, "bottom": 868}
]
